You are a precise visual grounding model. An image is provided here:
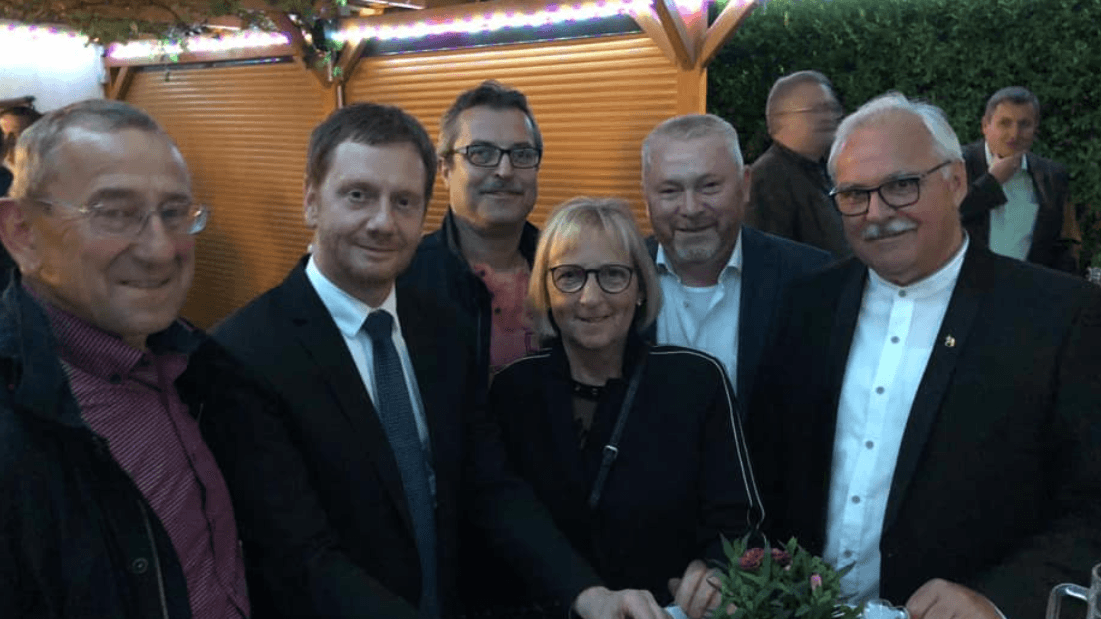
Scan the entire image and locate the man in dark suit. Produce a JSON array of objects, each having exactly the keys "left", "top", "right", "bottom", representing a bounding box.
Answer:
[
  {"left": 750, "top": 93, "right": 1101, "bottom": 619},
  {"left": 747, "top": 71, "right": 850, "bottom": 258},
  {"left": 205, "top": 103, "right": 670, "bottom": 619},
  {"left": 640, "top": 113, "right": 831, "bottom": 412},
  {"left": 961, "top": 86, "right": 1080, "bottom": 273}
]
